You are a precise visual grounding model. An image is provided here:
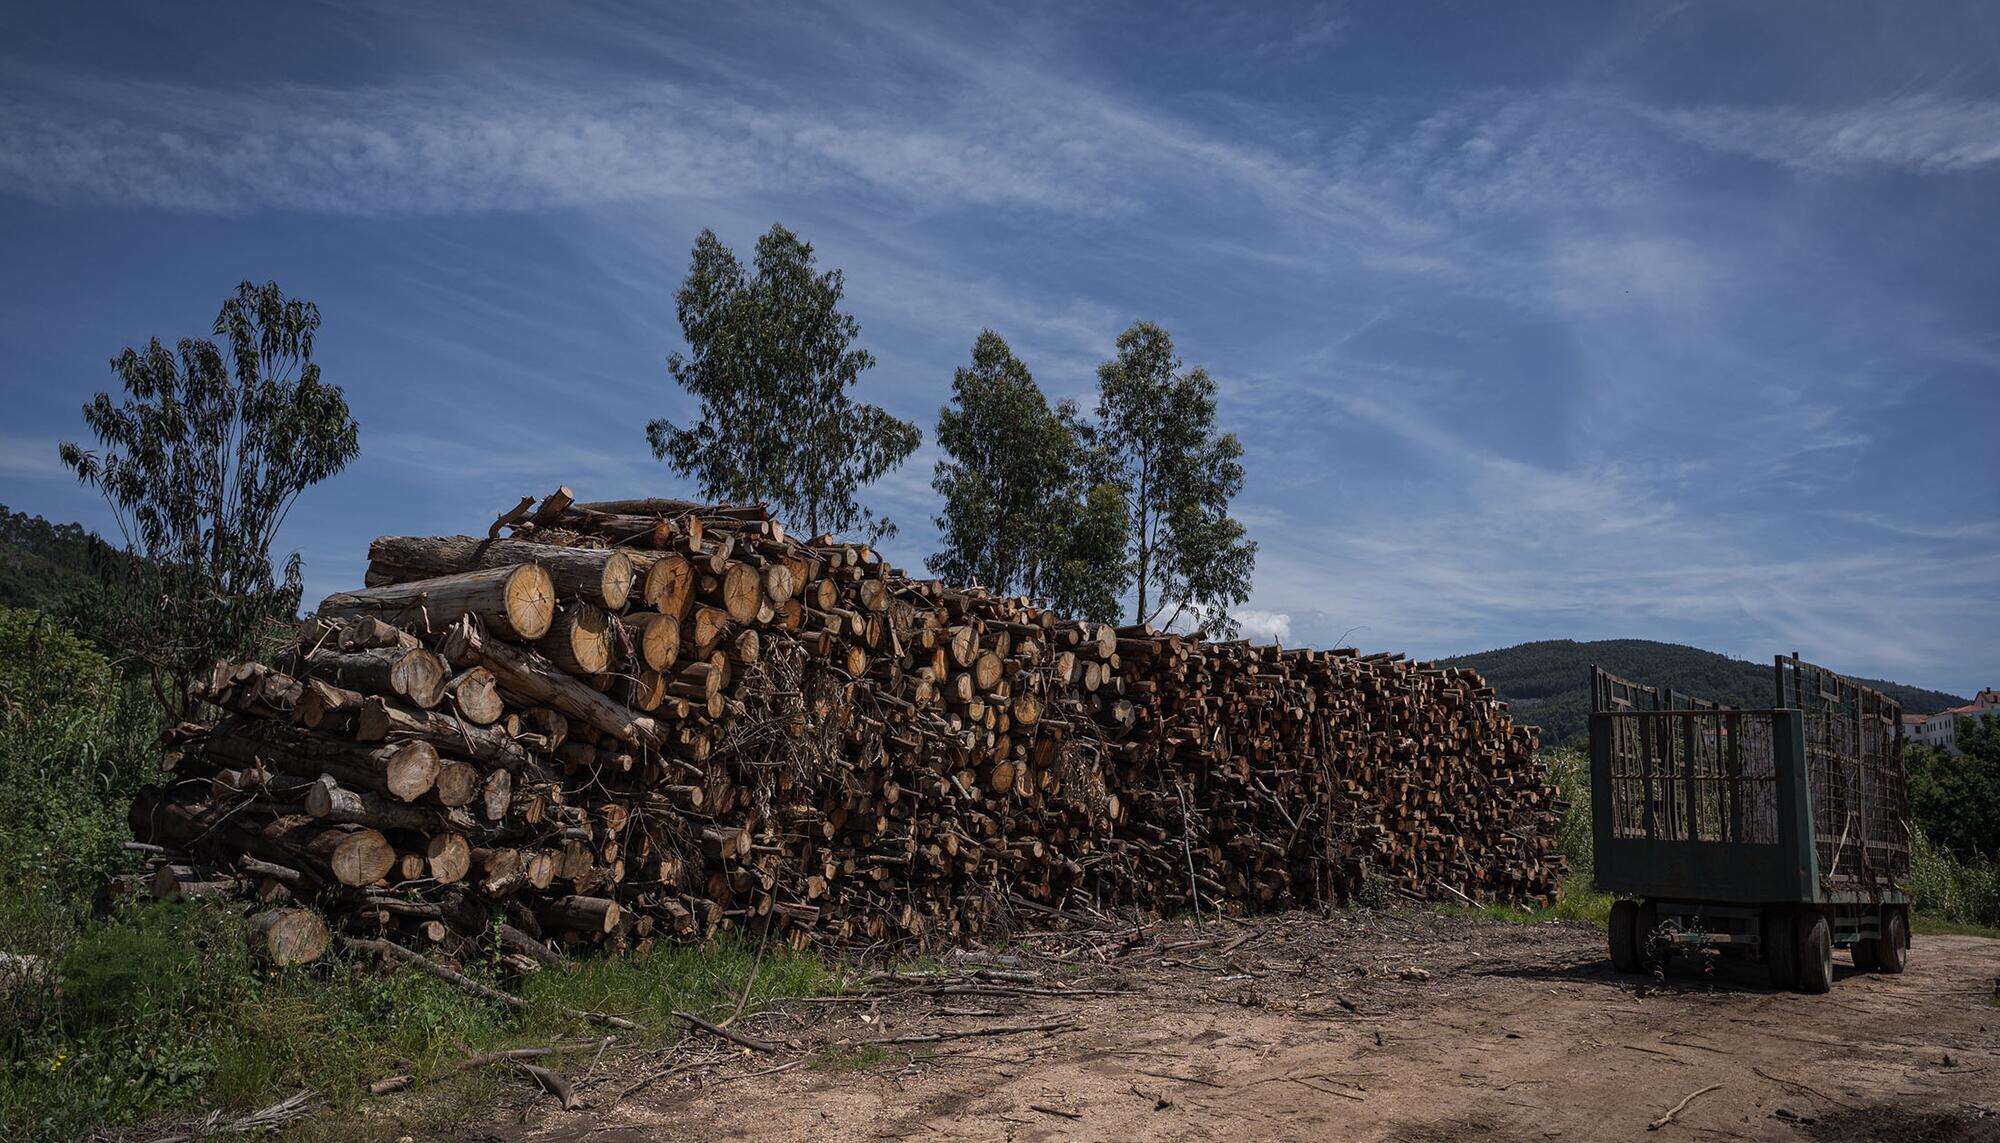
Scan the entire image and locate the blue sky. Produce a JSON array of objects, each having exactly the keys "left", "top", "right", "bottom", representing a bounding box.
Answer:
[{"left": 2, "top": 2, "right": 1995, "bottom": 696}]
